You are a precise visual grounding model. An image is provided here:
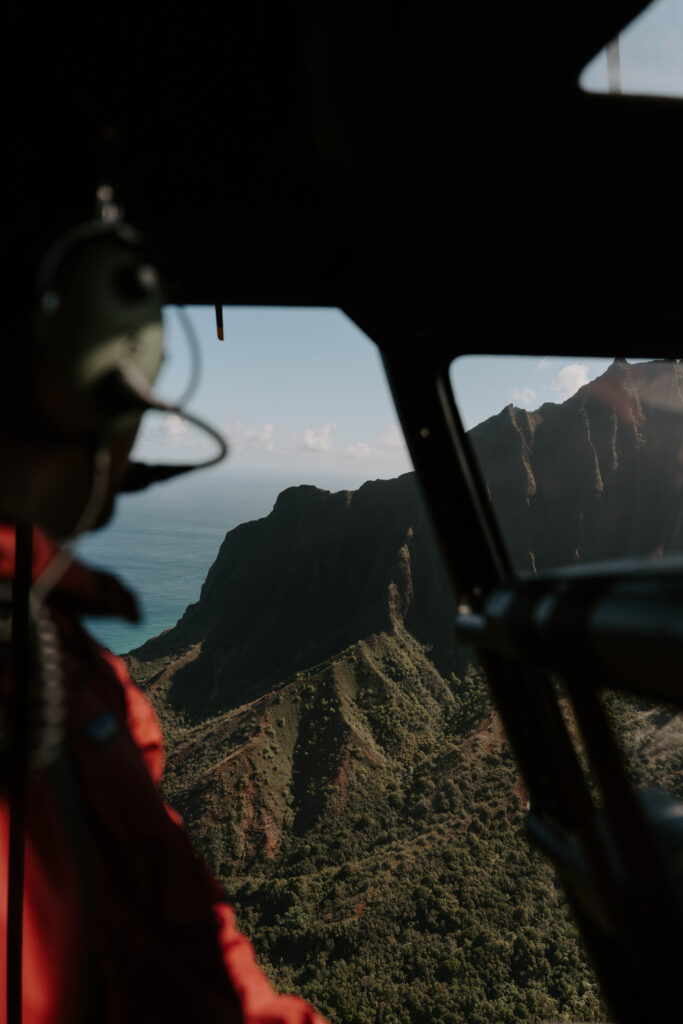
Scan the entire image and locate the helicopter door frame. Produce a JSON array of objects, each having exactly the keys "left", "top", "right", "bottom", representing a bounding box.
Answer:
[{"left": 371, "top": 334, "right": 683, "bottom": 1024}]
